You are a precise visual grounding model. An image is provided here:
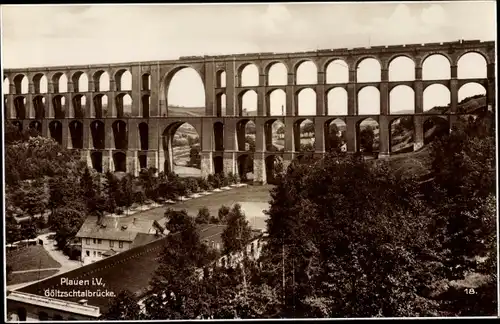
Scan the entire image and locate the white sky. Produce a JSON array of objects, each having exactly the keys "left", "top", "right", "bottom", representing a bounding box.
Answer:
[{"left": 1, "top": 2, "right": 496, "bottom": 115}]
